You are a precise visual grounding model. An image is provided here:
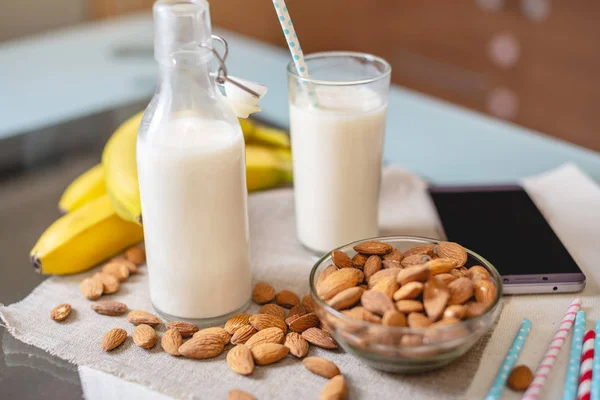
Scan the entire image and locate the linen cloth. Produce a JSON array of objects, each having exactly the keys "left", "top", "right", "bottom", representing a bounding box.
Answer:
[{"left": 2, "top": 164, "right": 599, "bottom": 399}]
